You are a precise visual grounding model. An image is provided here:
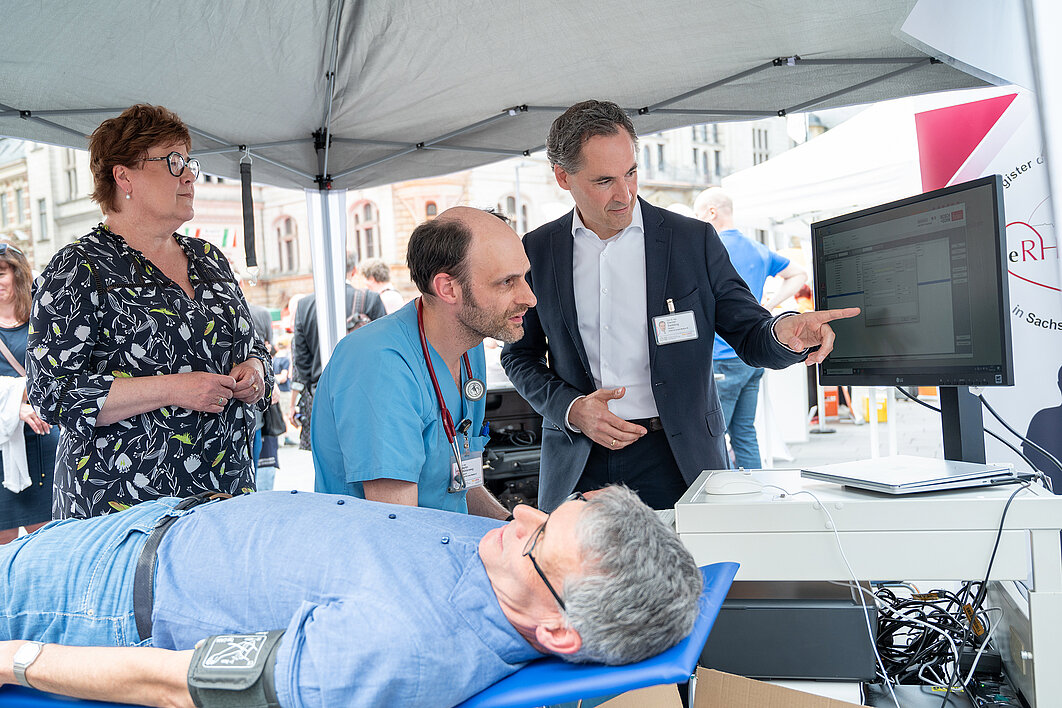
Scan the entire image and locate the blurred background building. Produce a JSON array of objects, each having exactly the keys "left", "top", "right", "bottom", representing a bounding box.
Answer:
[{"left": 1, "top": 111, "right": 837, "bottom": 329}]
